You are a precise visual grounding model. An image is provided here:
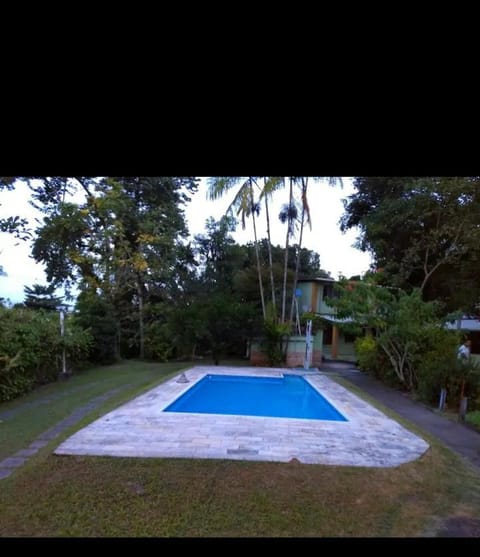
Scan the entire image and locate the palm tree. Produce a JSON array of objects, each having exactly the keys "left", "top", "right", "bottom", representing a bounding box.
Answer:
[
  {"left": 287, "top": 177, "right": 342, "bottom": 325},
  {"left": 207, "top": 177, "right": 266, "bottom": 319},
  {"left": 257, "top": 176, "right": 284, "bottom": 314},
  {"left": 289, "top": 177, "right": 311, "bottom": 325},
  {"left": 279, "top": 177, "right": 299, "bottom": 323}
]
